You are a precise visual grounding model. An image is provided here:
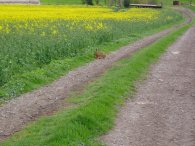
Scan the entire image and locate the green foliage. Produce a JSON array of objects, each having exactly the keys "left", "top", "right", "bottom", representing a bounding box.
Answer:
[
  {"left": 161, "top": 0, "right": 195, "bottom": 5},
  {"left": 180, "top": 0, "right": 195, "bottom": 4},
  {"left": 124, "top": 0, "right": 130, "bottom": 7},
  {"left": 0, "top": 21, "right": 191, "bottom": 146},
  {"left": 40, "top": 0, "right": 195, "bottom": 5},
  {"left": 85, "top": 0, "right": 94, "bottom": 5},
  {"left": 41, "top": 0, "right": 82, "bottom": 4},
  {"left": 191, "top": 5, "right": 195, "bottom": 9},
  {"left": 130, "top": 0, "right": 160, "bottom": 4},
  {"left": 187, "top": 6, "right": 195, "bottom": 11},
  {"left": 41, "top": 0, "right": 105, "bottom": 5}
]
